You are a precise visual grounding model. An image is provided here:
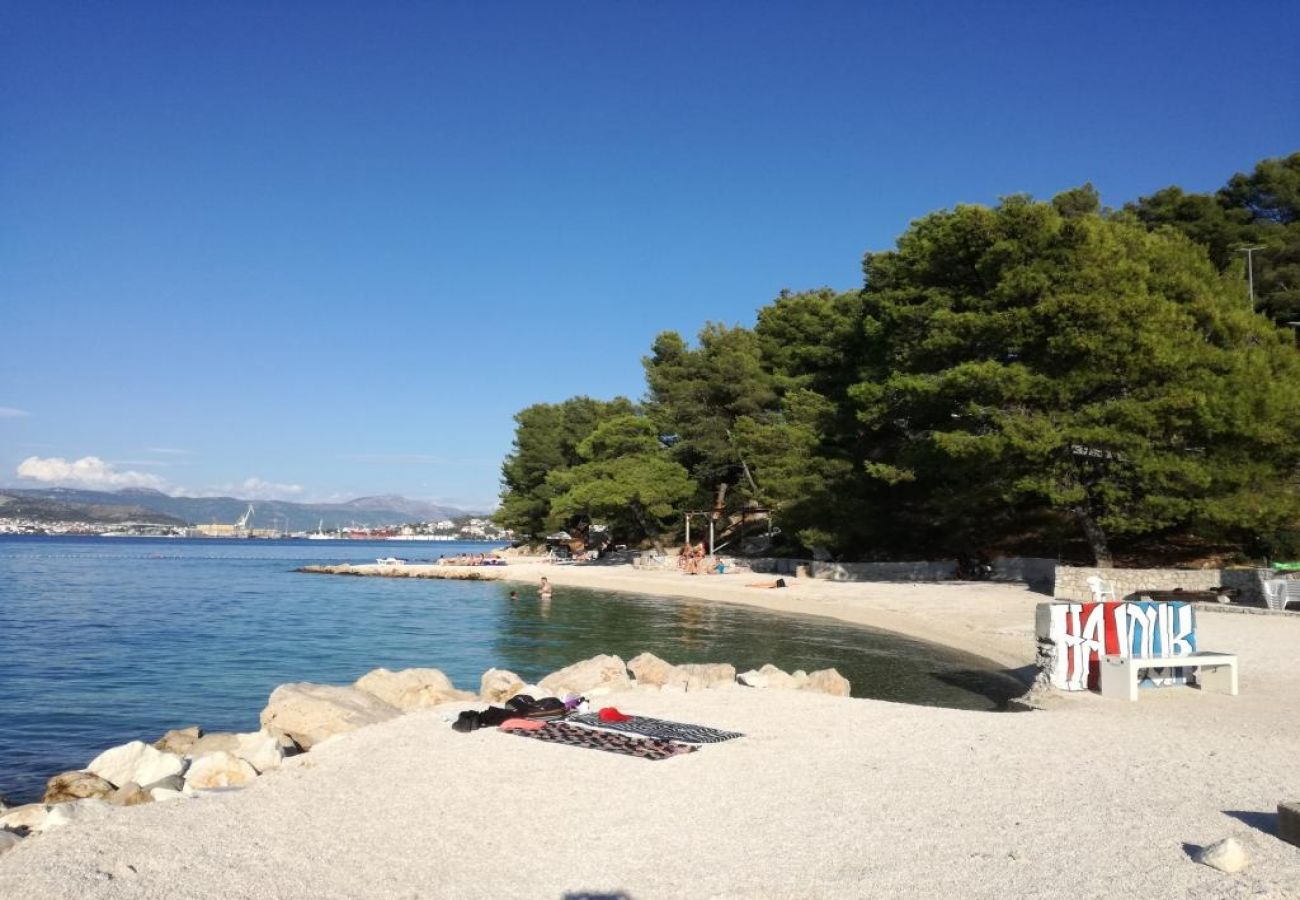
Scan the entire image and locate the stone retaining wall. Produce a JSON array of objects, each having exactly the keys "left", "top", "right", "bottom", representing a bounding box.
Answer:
[
  {"left": 1053, "top": 566, "right": 1265, "bottom": 605},
  {"left": 747, "top": 555, "right": 1055, "bottom": 591}
]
